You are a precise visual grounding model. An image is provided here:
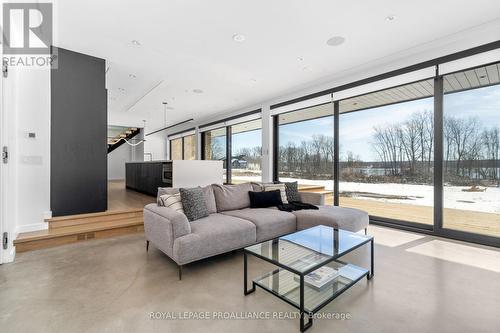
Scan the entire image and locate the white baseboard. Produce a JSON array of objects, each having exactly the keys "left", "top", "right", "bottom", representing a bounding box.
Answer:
[
  {"left": 1, "top": 246, "right": 16, "bottom": 264},
  {"left": 16, "top": 222, "right": 48, "bottom": 234}
]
